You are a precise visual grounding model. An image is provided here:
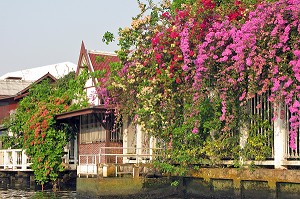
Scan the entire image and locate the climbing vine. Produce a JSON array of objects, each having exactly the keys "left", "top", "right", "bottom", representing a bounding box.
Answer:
[
  {"left": 104, "top": 0, "right": 299, "bottom": 174},
  {"left": 5, "top": 71, "right": 89, "bottom": 189}
]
